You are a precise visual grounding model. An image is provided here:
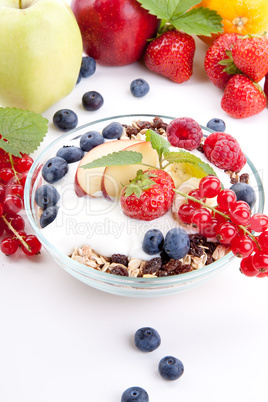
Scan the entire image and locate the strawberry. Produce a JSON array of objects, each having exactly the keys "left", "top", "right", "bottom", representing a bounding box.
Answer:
[
  {"left": 144, "top": 30, "right": 196, "bottom": 83},
  {"left": 221, "top": 74, "right": 266, "bottom": 119},
  {"left": 120, "top": 169, "right": 175, "bottom": 221},
  {"left": 231, "top": 35, "right": 268, "bottom": 82},
  {"left": 204, "top": 33, "right": 240, "bottom": 89}
]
